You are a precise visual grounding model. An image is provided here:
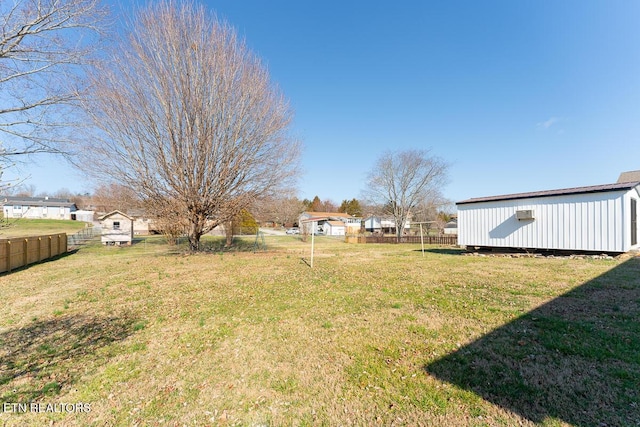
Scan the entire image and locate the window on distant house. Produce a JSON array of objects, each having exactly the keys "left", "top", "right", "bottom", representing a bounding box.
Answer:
[
  {"left": 13, "top": 205, "right": 21, "bottom": 210},
  {"left": 113, "top": 221, "right": 120, "bottom": 230}
]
